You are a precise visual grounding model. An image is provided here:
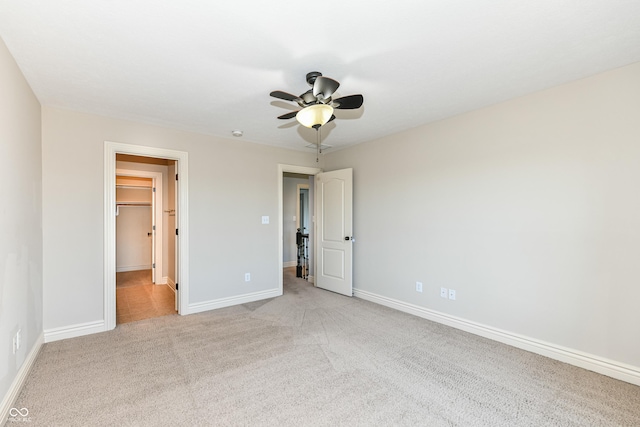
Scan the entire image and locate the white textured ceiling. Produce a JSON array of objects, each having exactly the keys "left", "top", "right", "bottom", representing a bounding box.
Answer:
[{"left": 1, "top": 1, "right": 639, "bottom": 151}]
